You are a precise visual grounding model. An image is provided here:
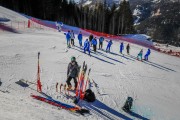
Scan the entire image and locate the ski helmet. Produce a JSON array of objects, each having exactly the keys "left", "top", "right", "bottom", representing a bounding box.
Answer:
[{"left": 71, "top": 56, "right": 76, "bottom": 62}]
